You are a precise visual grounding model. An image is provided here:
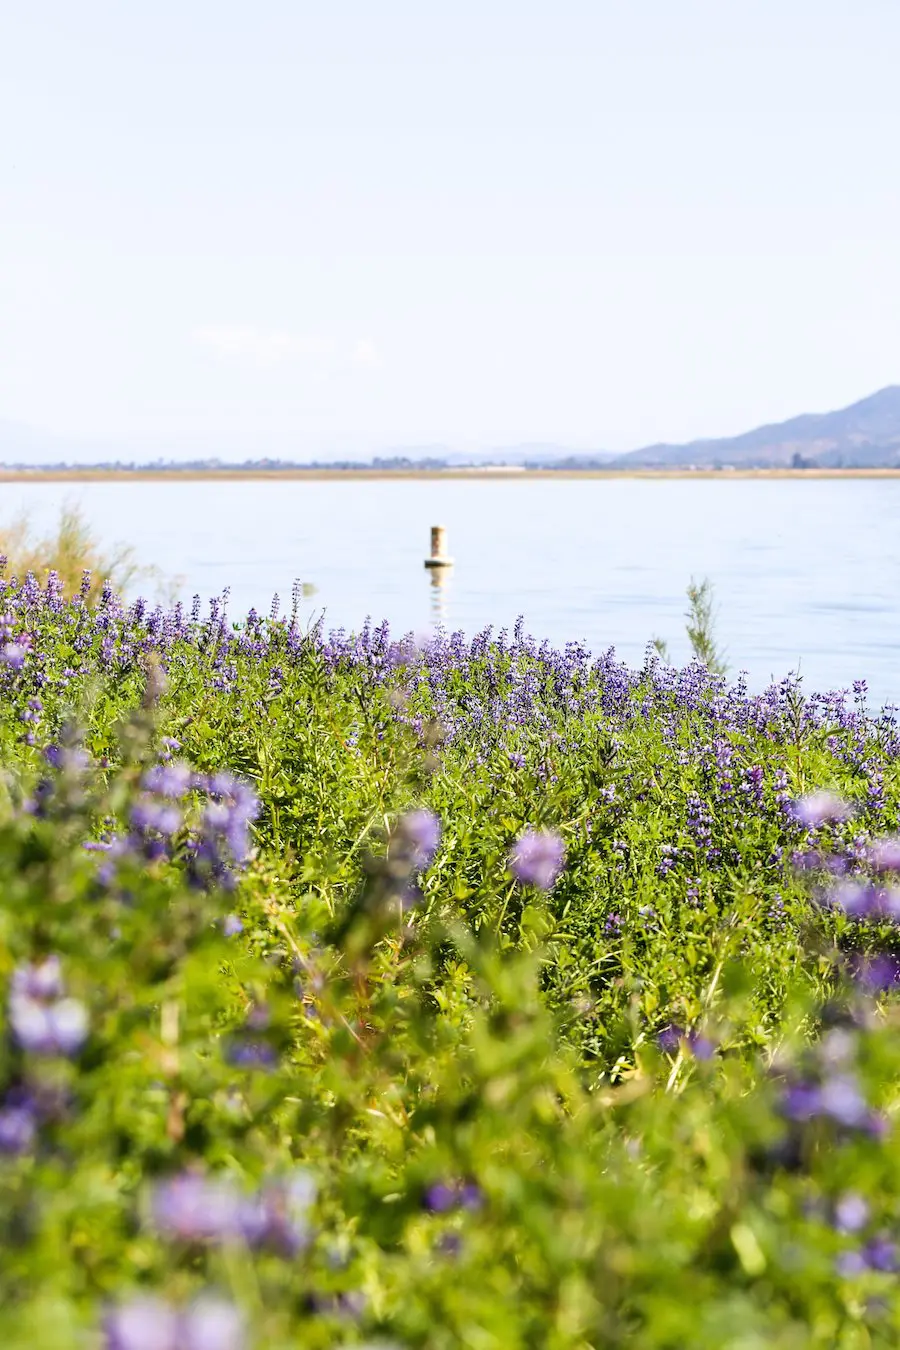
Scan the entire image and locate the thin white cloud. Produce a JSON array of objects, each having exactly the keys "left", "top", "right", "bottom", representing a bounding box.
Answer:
[{"left": 193, "top": 326, "right": 337, "bottom": 367}]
